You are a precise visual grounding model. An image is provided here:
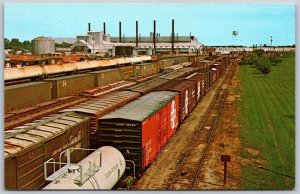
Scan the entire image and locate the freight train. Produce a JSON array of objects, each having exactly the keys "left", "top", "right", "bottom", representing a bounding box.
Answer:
[
  {"left": 4, "top": 55, "right": 209, "bottom": 83},
  {"left": 5, "top": 56, "right": 231, "bottom": 190},
  {"left": 4, "top": 55, "right": 202, "bottom": 112},
  {"left": 4, "top": 55, "right": 152, "bottom": 82}
]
